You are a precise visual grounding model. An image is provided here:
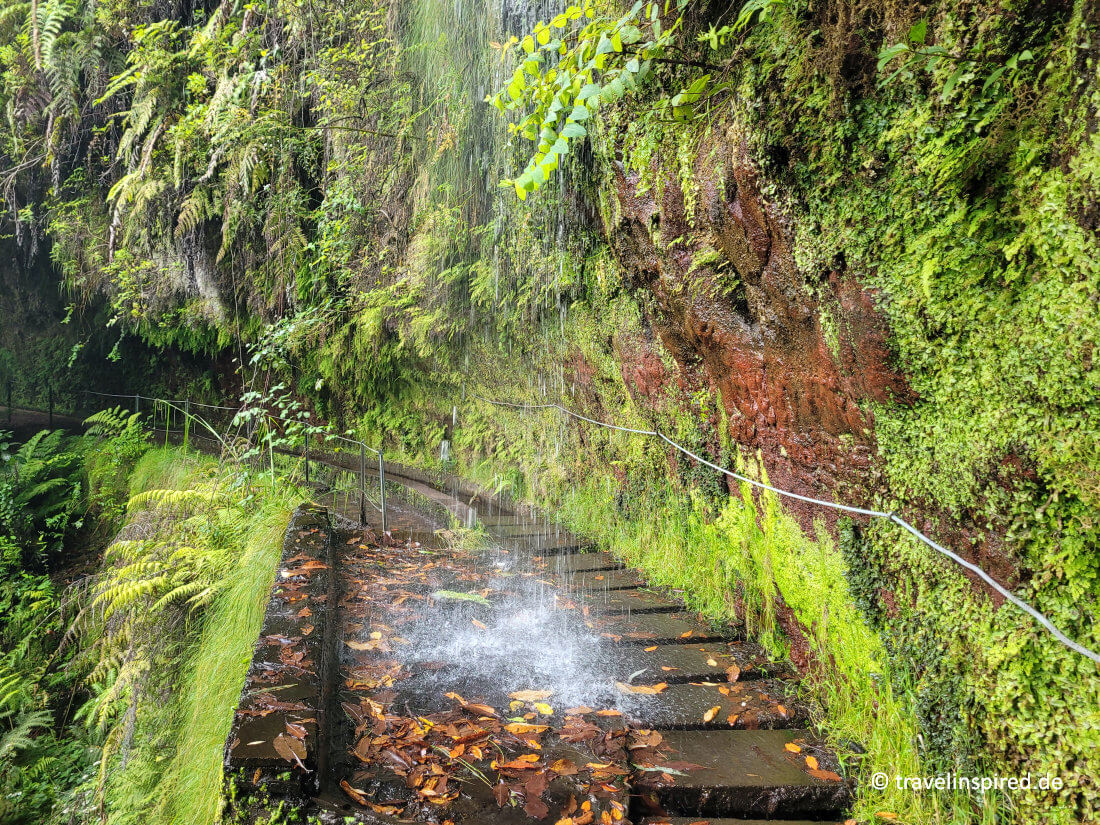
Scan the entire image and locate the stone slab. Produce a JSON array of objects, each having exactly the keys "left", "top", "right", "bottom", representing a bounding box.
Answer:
[
  {"left": 535, "top": 551, "right": 623, "bottom": 574},
  {"left": 611, "top": 642, "right": 776, "bottom": 684},
  {"left": 581, "top": 611, "right": 737, "bottom": 645},
  {"left": 623, "top": 680, "right": 805, "bottom": 730},
  {"left": 631, "top": 728, "right": 851, "bottom": 819}
]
